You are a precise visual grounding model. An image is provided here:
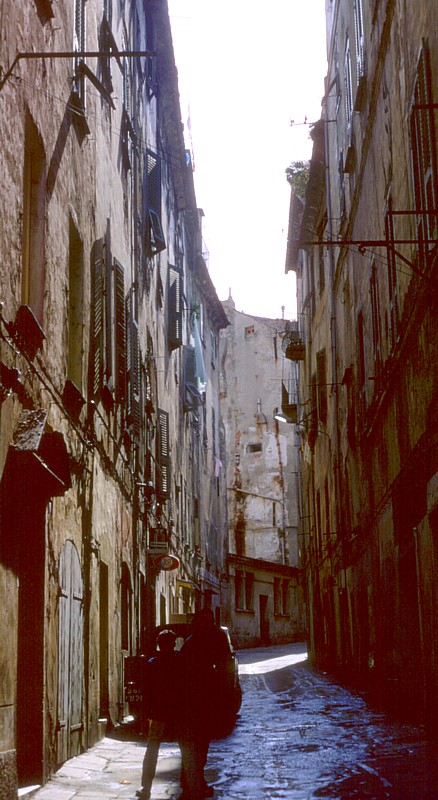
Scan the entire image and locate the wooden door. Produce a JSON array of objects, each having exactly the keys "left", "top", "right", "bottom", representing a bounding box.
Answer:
[
  {"left": 259, "top": 594, "right": 270, "bottom": 644},
  {"left": 57, "top": 541, "right": 83, "bottom": 764}
]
